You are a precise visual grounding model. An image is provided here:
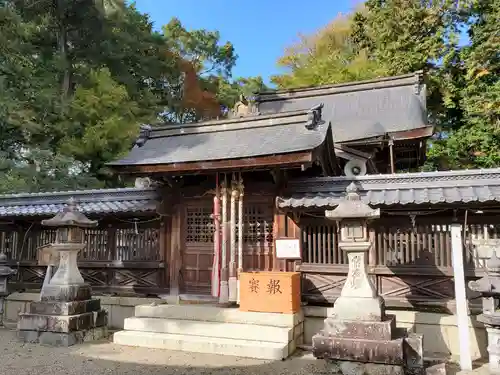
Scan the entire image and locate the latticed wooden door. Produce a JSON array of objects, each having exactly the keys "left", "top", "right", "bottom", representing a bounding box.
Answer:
[
  {"left": 181, "top": 196, "right": 275, "bottom": 295},
  {"left": 182, "top": 199, "right": 215, "bottom": 294}
]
